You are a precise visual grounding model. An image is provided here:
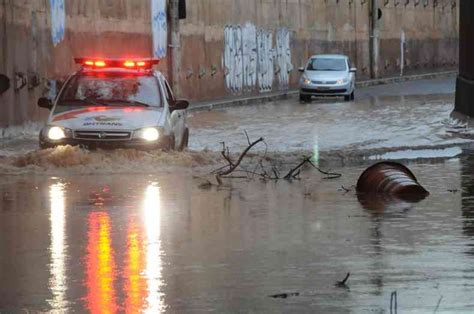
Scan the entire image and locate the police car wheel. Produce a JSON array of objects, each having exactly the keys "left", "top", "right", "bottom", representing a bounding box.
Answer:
[
  {"left": 165, "top": 135, "right": 176, "bottom": 151},
  {"left": 178, "top": 128, "right": 189, "bottom": 151}
]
